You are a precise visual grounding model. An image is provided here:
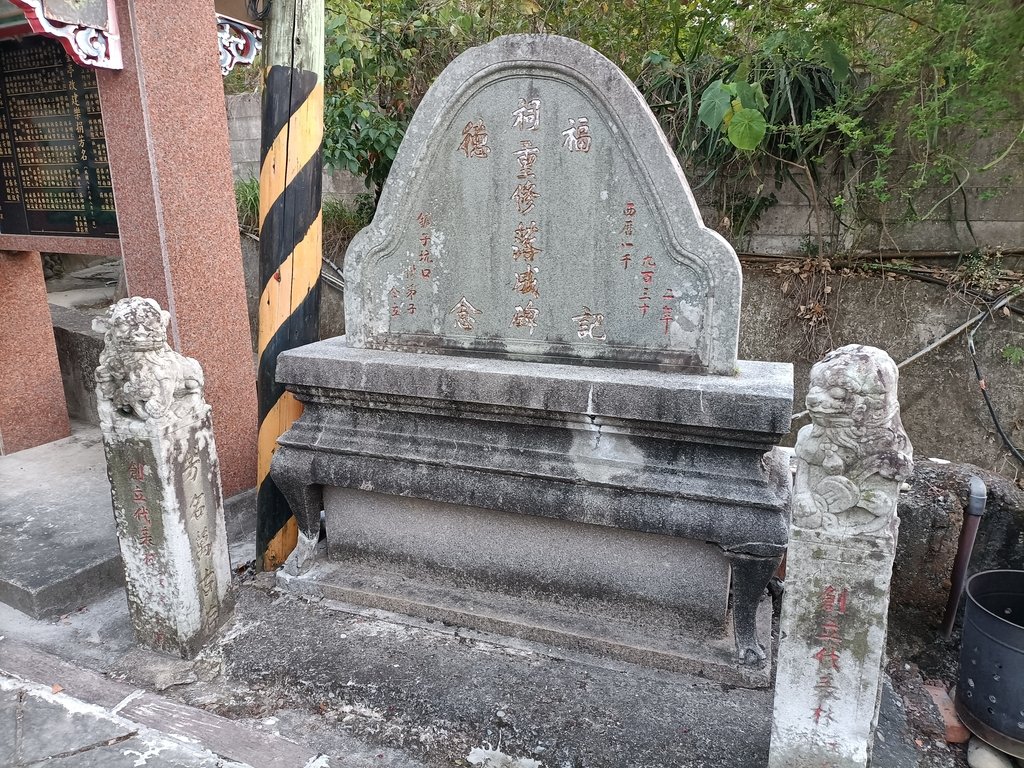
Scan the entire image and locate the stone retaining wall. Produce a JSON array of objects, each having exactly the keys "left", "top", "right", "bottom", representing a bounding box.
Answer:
[{"left": 739, "top": 265, "right": 1024, "bottom": 476}]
